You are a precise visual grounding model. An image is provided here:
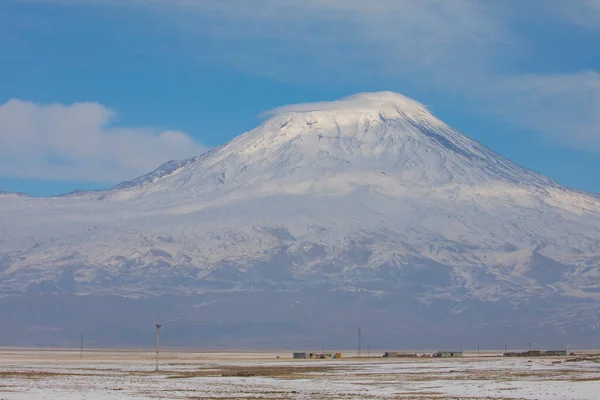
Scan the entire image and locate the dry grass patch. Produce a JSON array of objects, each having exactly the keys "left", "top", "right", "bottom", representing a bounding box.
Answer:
[
  {"left": 170, "top": 365, "right": 339, "bottom": 379},
  {"left": 0, "top": 370, "right": 96, "bottom": 380},
  {"left": 394, "top": 396, "right": 524, "bottom": 400},
  {"left": 570, "top": 376, "right": 600, "bottom": 382}
]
